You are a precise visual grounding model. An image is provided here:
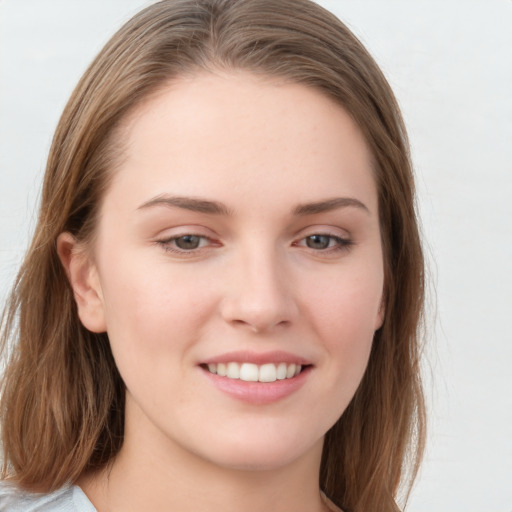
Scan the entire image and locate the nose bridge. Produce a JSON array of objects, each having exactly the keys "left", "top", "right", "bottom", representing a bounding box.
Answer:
[{"left": 221, "top": 238, "right": 296, "bottom": 332}]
